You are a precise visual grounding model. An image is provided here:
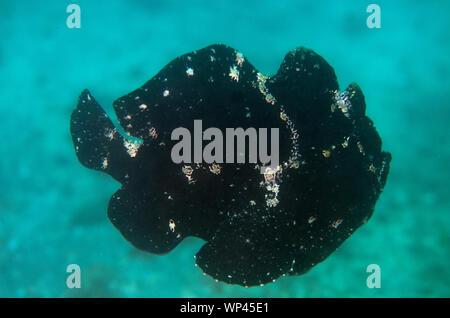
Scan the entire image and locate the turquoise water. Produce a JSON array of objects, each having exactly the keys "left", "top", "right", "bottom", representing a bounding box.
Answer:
[{"left": 1, "top": 0, "right": 449, "bottom": 297}]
